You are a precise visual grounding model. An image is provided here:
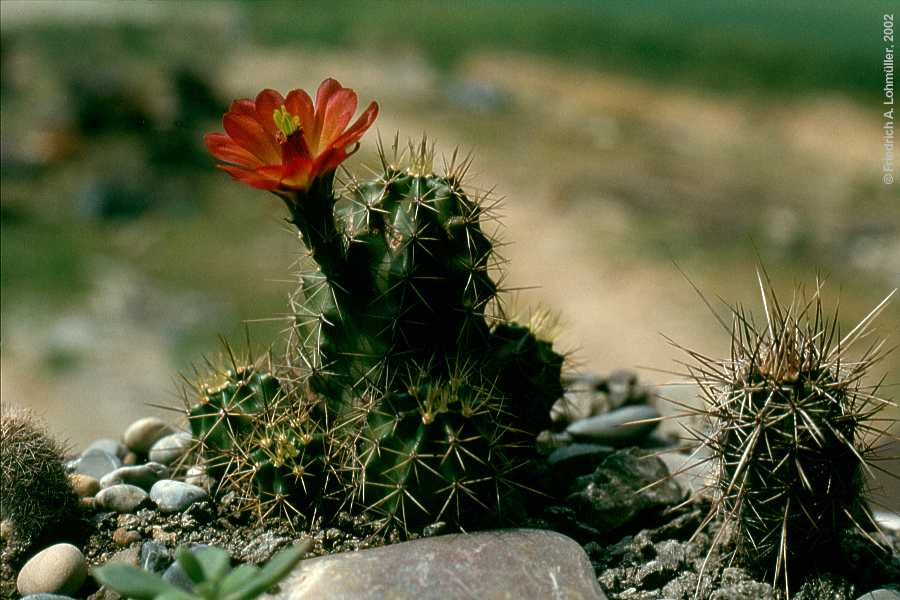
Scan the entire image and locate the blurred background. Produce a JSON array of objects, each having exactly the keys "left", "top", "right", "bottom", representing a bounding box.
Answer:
[{"left": 1, "top": 1, "right": 897, "bottom": 504}]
